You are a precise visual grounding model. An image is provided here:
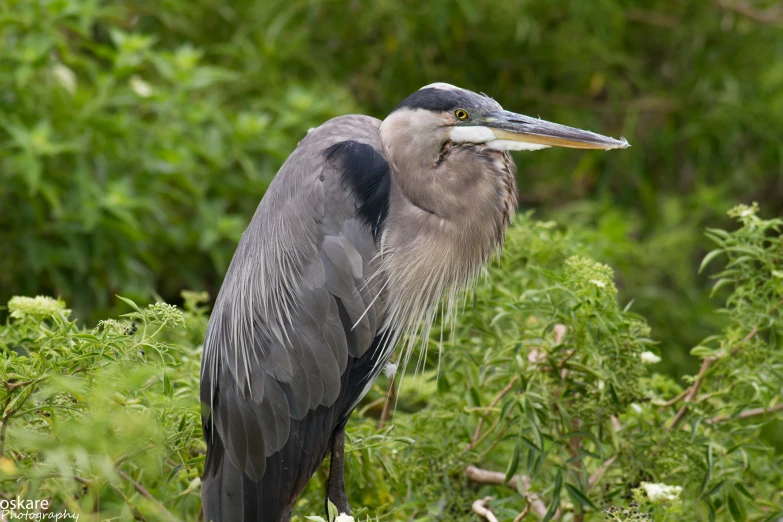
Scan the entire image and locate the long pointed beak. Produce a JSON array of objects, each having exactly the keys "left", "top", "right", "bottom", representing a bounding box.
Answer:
[{"left": 486, "top": 111, "right": 630, "bottom": 150}]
